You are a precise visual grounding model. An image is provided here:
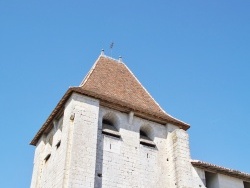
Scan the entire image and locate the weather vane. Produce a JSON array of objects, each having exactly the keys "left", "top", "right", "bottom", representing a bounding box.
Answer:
[{"left": 110, "top": 42, "right": 114, "bottom": 57}]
